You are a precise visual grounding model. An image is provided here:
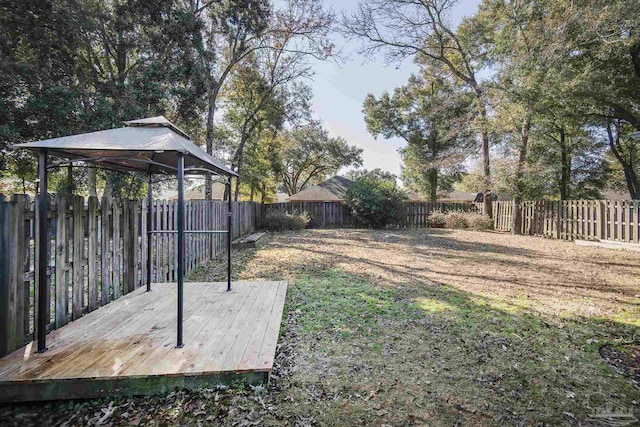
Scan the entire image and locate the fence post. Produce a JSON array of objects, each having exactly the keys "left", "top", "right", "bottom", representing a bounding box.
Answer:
[{"left": 0, "top": 195, "right": 10, "bottom": 356}]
